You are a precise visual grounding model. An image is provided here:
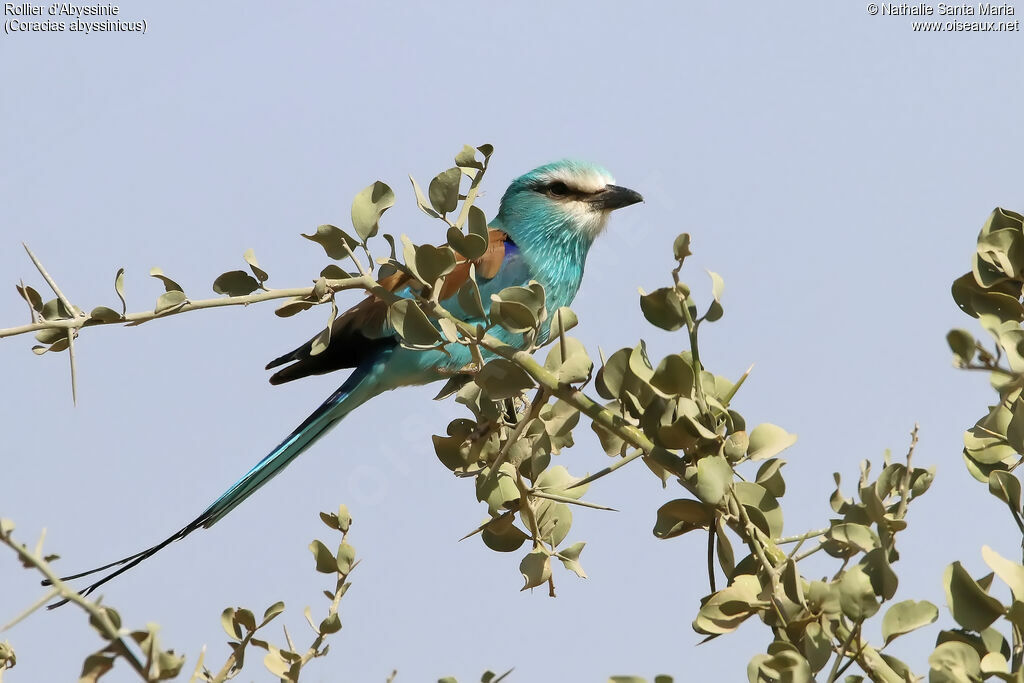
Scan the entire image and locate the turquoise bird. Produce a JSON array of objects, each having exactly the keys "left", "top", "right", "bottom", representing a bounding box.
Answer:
[{"left": 54, "top": 159, "right": 643, "bottom": 599}]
